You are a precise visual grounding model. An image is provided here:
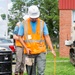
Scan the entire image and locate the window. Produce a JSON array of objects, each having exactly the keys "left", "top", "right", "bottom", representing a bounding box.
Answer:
[{"left": 72, "top": 10, "right": 75, "bottom": 23}]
